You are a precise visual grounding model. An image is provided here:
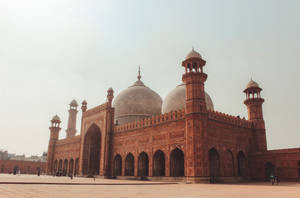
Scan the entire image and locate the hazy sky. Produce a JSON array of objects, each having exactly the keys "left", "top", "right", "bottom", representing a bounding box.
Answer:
[{"left": 0, "top": 0, "right": 299, "bottom": 156}]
